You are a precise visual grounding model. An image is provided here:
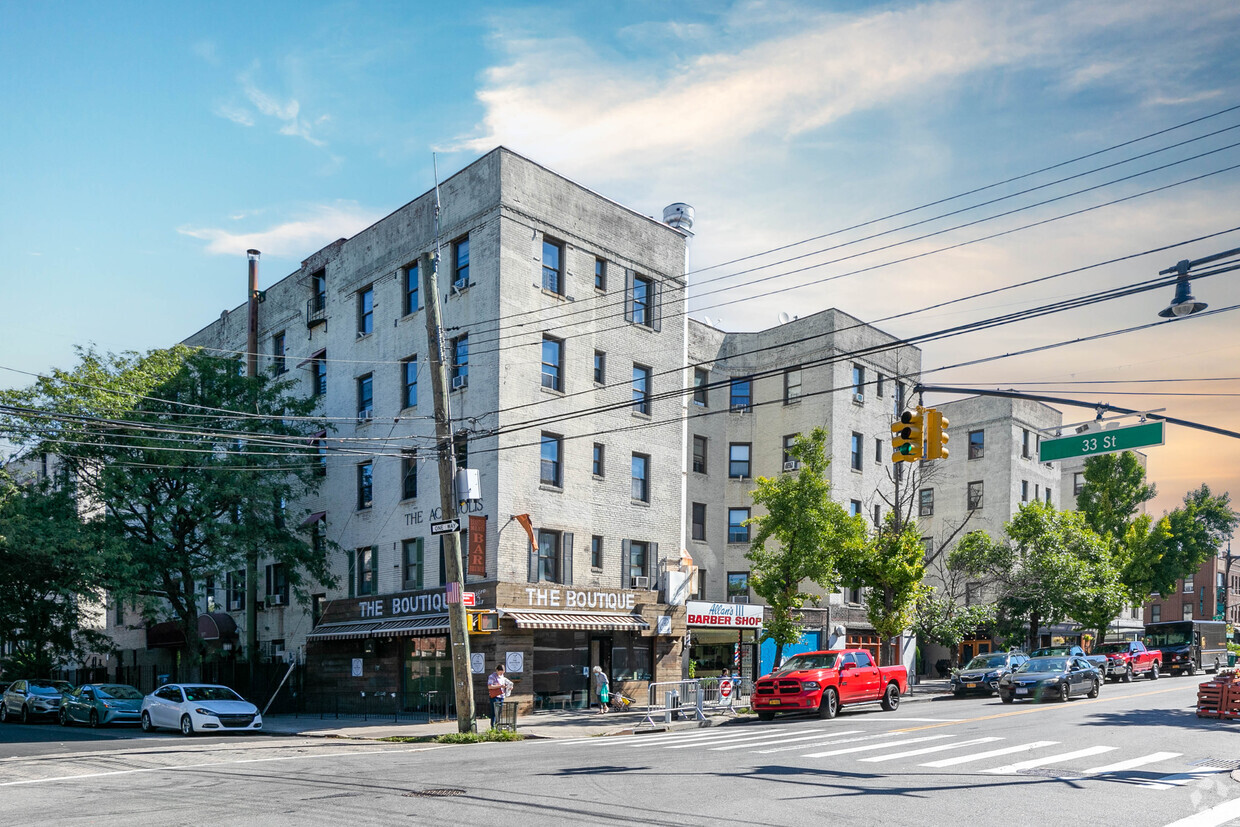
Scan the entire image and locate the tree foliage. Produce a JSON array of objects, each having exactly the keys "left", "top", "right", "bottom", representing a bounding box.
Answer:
[
  {"left": 850, "top": 518, "right": 927, "bottom": 665},
  {"left": 746, "top": 428, "right": 867, "bottom": 666},
  {"left": 1076, "top": 451, "right": 1156, "bottom": 541}
]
